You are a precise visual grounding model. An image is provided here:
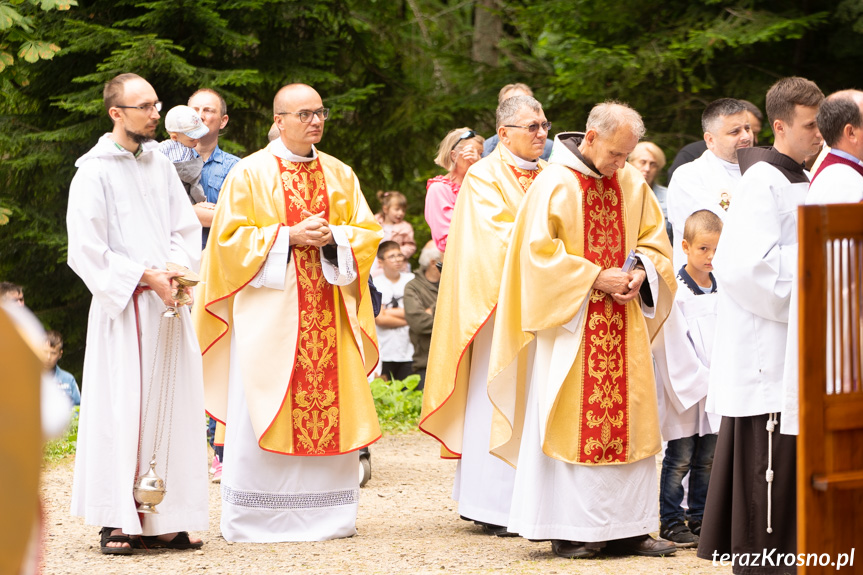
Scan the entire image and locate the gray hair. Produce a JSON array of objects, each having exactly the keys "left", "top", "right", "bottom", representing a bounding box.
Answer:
[
  {"left": 586, "top": 101, "right": 646, "bottom": 140},
  {"left": 418, "top": 243, "right": 442, "bottom": 272},
  {"left": 496, "top": 95, "right": 543, "bottom": 130},
  {"left": 701, "top": 98, "right": 747, "bottom": 134}
]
